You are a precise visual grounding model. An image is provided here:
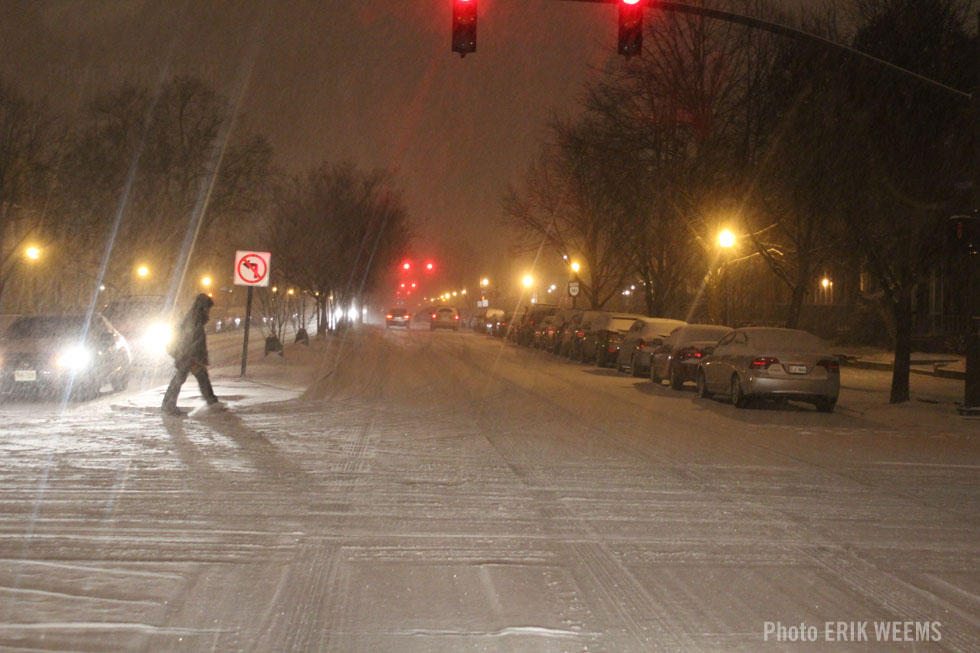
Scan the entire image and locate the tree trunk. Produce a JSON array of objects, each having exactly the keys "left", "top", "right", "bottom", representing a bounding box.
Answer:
[
  {"left": 889, "top": 288, "right": 913, "bottom": 404},
  {"left": 785, "top": 284, "right": 807, "bottom": 329}
]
